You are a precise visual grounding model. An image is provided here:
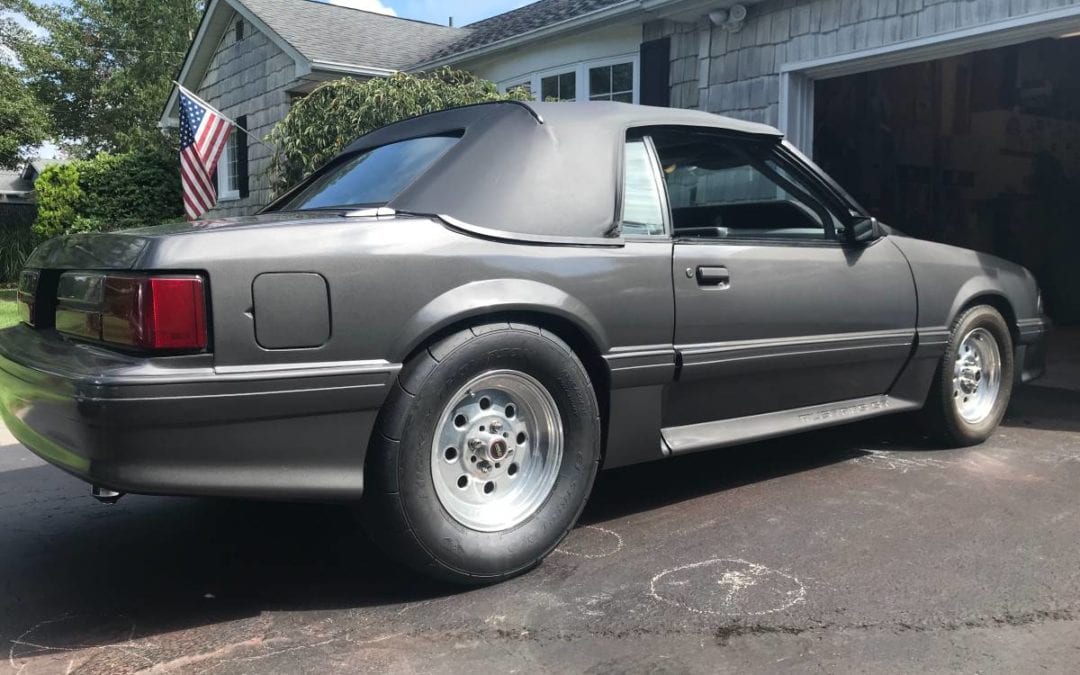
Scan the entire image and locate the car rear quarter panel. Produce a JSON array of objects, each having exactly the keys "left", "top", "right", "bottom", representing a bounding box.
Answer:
[{"left": 137, "top": 217, "right": 675, "bottom": 372}]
